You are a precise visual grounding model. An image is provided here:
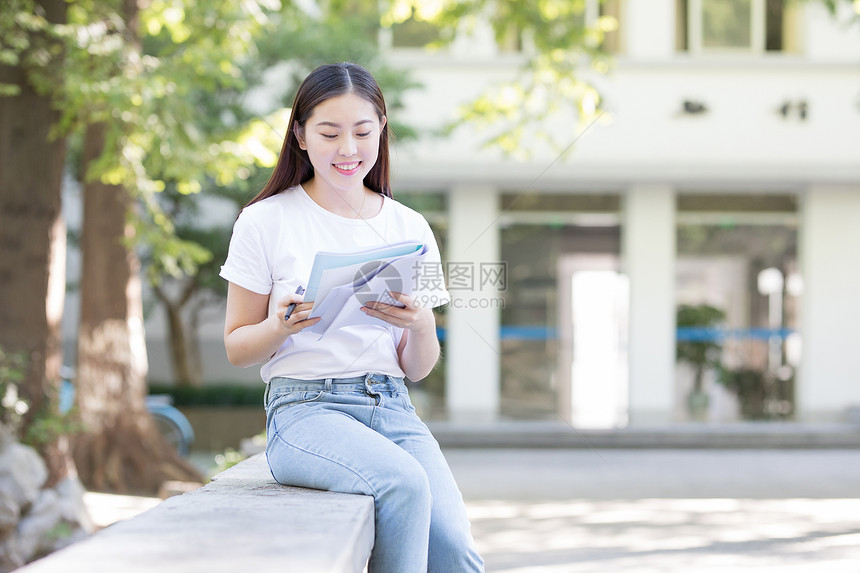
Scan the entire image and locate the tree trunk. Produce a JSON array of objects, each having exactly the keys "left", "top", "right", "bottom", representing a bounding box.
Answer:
[
  {"left": 153, "top": 281, "right": 203, "bottom": 387},
  {"left": 74, "top": 122, "right": 202, "bottom": 494},
  {"left": 71, "top": 0, "right": 201, "bottom": 495},
  {"left": 0, "top": 0, "right": 75, "bottom": 487},
  {"left": 187, "top": 298, "right": 208, "bottom": 386}
]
